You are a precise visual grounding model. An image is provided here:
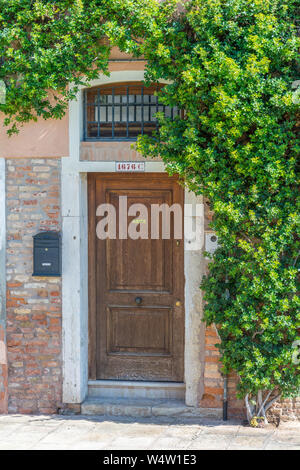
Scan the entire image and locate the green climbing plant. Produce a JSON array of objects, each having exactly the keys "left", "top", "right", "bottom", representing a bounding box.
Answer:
[
  {"left": 0, "top": 0, "right": 299, "bottom": 424},
  {"left": 134, "top": 0, "right": 300, "bottom": 424},
  {"left": 0, "top": 0, "right": 156, "bottom": 134}
]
